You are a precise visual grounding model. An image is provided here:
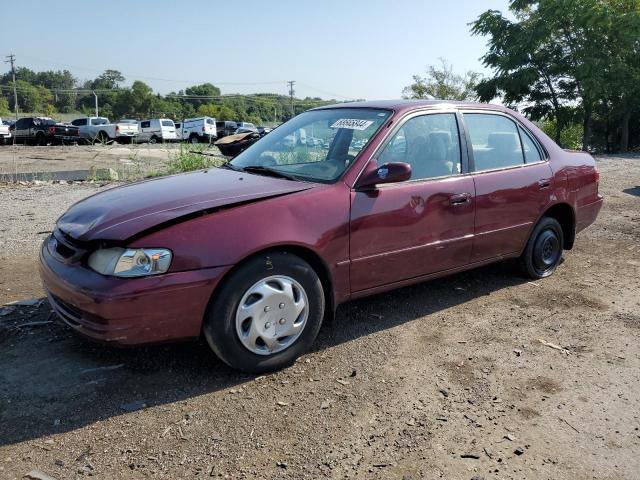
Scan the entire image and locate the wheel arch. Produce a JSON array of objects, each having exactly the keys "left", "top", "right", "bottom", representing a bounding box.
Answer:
[
  {"left": 203, "top": 244, "right": 336, "bottom": 333},
  {"left": 540, "top": 202, "right": 576, "bottom": 250}
]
